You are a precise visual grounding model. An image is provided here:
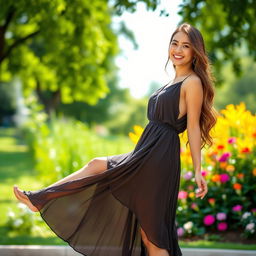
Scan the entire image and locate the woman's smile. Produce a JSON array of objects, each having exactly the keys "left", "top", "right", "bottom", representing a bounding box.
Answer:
[{"left": 173, "top": 54, "right": 184, "bottom": 60}]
